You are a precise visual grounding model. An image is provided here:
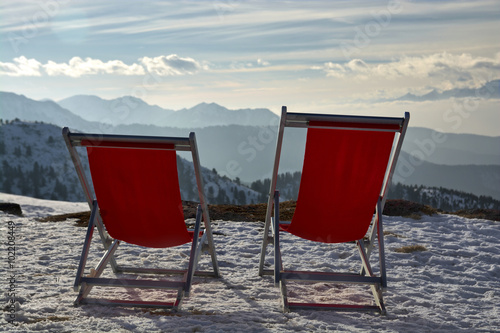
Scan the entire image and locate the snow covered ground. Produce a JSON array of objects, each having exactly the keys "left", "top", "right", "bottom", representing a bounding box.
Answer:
[{"left": 1, "top": 192, "right": 499, "bottom": 332}]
